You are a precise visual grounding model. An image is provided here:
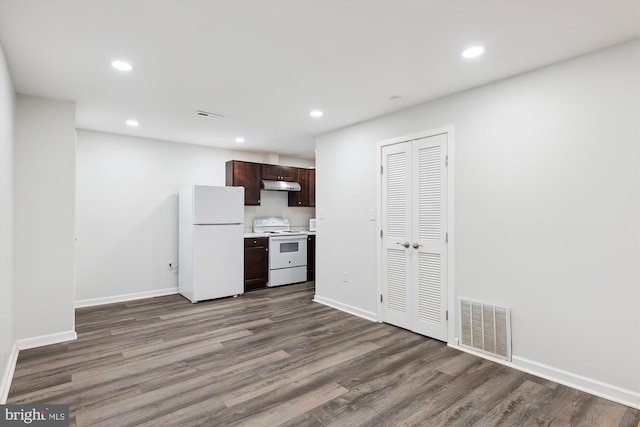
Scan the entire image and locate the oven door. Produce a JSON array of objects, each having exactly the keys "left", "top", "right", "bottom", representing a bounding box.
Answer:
[{"left": 269, "top": 235, "right": 307, "bottom": 269}]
